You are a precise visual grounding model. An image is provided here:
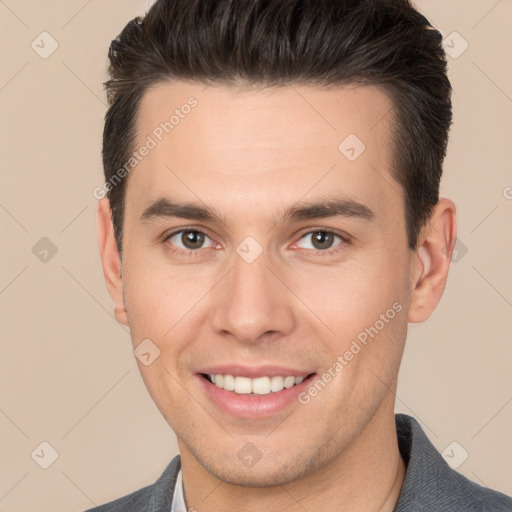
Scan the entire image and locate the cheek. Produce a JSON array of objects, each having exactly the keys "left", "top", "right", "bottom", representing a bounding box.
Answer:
[
  {"left": 122, "top": 252, "right": 210, "bottom": 343},
  {"left": 294, "top": 255, "right": 408, "bottom": 340}
]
